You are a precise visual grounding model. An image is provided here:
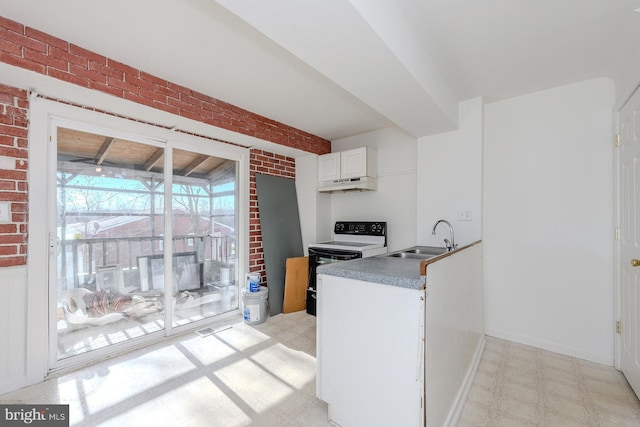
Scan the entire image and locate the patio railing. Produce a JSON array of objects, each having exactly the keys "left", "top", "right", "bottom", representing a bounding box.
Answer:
[{"left": 58, "top": 234, "right": 236, "bottom": 289}]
